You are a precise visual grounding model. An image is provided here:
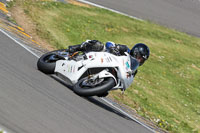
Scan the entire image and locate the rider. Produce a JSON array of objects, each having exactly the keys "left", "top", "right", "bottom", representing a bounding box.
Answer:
[
  {"left": 68, "top": 40, "right": 150, "bottom": 97},
  {"left": 68, "top": 40, "right": 150, "bottom": 68}
]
